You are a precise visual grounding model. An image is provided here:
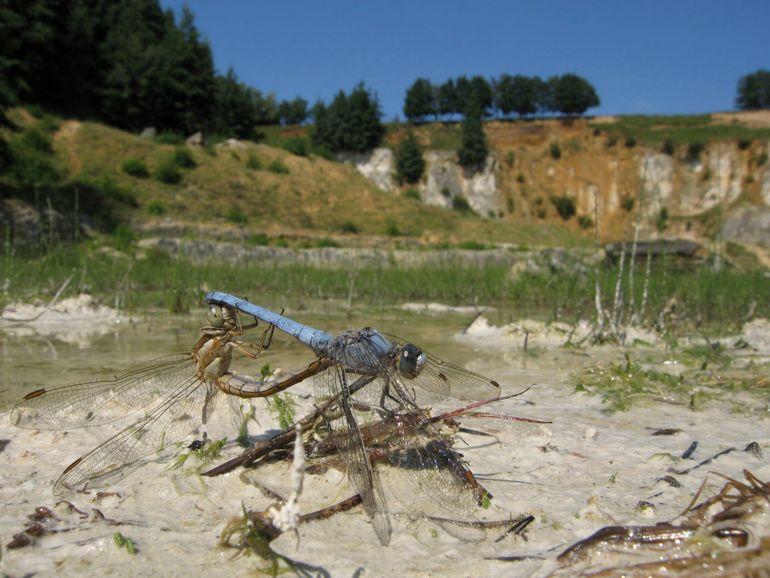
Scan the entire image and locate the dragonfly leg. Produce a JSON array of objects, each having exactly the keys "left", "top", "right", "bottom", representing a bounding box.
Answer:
[{"left": 218, "top": 357, "right": 332, "bottom": 398}]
